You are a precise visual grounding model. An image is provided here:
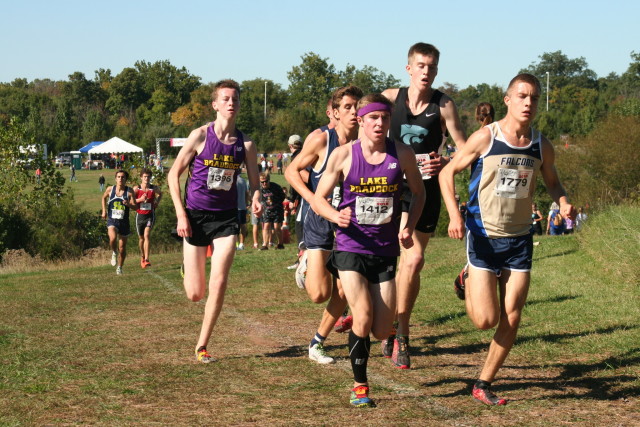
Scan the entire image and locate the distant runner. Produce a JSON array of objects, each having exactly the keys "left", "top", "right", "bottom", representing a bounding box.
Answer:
[{"left": 133, "top": 168, "right": 162, "bottom": 268}]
